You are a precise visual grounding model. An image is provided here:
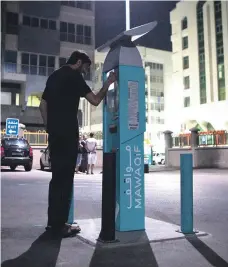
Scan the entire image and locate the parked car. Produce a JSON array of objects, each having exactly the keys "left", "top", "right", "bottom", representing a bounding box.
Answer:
[
  {"left": 153, "top": 152, "right": 165, "bottom": 165},
  {"left": 40, "top": 147, "right": 51, "bottom": 170},
  {"left": 1, "top": 137, "right": 33, "bottom": 171}
]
